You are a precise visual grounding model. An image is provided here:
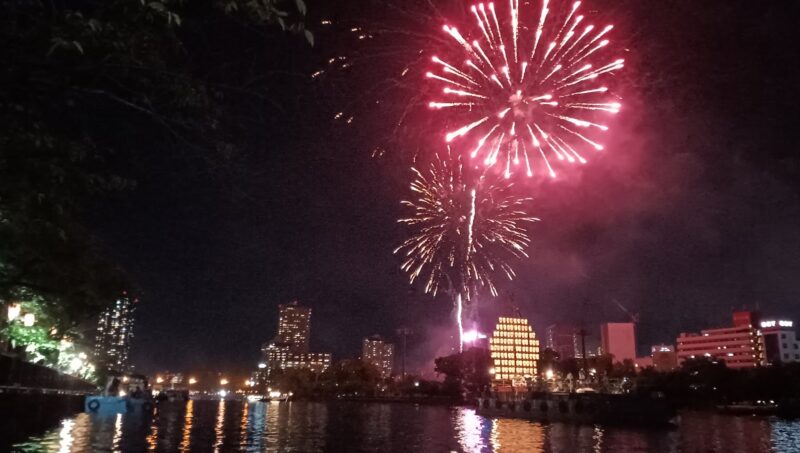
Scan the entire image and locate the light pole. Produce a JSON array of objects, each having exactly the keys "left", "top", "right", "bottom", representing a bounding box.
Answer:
[
  {"left": 578, "top": 328, "right": 589, "bottom": 373},
  {"left": 396, "top": 327, "right": 413, "bottom": 380}
]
